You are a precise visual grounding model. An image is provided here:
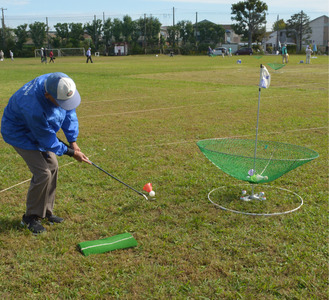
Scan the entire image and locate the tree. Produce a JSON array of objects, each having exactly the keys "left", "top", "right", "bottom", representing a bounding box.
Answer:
[
  {"left": 134, "top": 16, "right": 161, "bottom": 53},
  {"left": 103, "top": 18, "right": 113, "bottom": 54},
  {"left": 176, "top": 20, "right": 195, "bottom": 45},
  {"left": 29, "top": 22, "right": 47, "bottom": 48},
  {"left": 231, "top": 0, "right": 268, "bottom": 47},
  {"left": 197, "top": 21, "right": 225, "bottom": 45},
  {"left": 286, "top": 11, "right": 312, "bottom": 53},
  {"left": 272, "top": 19, "right": 286, "bottom": 32},
  {"left": 84, "top": 19, "right": 103, "bottom": 50},
  {"left": 166, "top": 25, "right": 178, "bottom": 48},
  {"left": 69, "top": 23, "right": 84, "bottom": 47},
  {"left": 122, "top": 15, "right": 134, "bottom": 43},
  {"left": 144, "top": 16, "right": 161, "bottom": 49},
  {"left": 112, "top": 18, "right": 122, "bottom": 42},
  {"left": 252, "top": 25, "right": 266, "bottom": 44},
  {"left": 54, "top": 23, "right": 69, "bottom": 46},
  {"left": 14, "top": 24, "right": 28, "bottom": 54}
]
